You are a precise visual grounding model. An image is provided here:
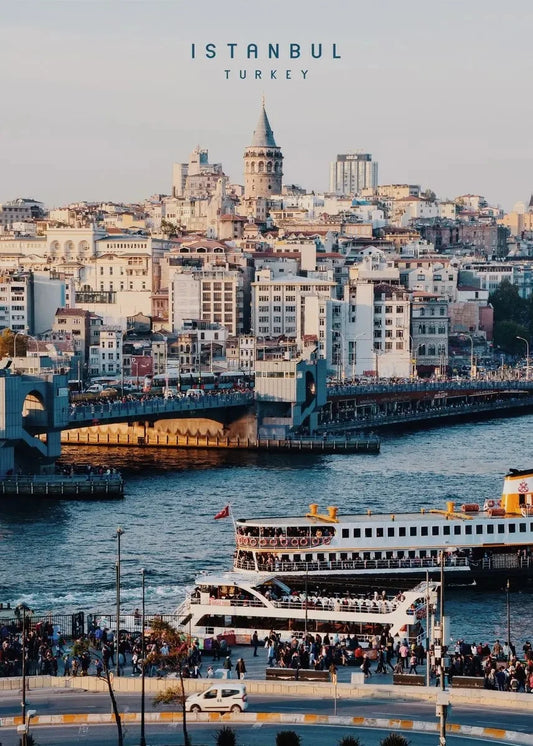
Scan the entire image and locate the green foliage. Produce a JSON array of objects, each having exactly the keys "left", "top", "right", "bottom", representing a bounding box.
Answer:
[
  {"left": 338, "top": 737, "right": 363, "bottom": 746},
  {"left": 71, "top": 638, "right": 89, "bottom": 657},
  {"left": 0, "top": 328, "right": 28, "bottom": 357},
  {"left": 489, "top": 280, "right": 532, "bottom": 352},
  {"left": 276, "top": 731, "right": 301, "bottom": 746},
  {"left": 153, "top": 685, "right": 185, "bottom": 706},
  {"left": 379, "top": 734, "right": 410, "bottom": 746},
  {"left": 19, "top": 734, "right": 37, "bottom": 745},
  {"left": 215, "top": 725, "right": 237, "bottom": 746}
]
